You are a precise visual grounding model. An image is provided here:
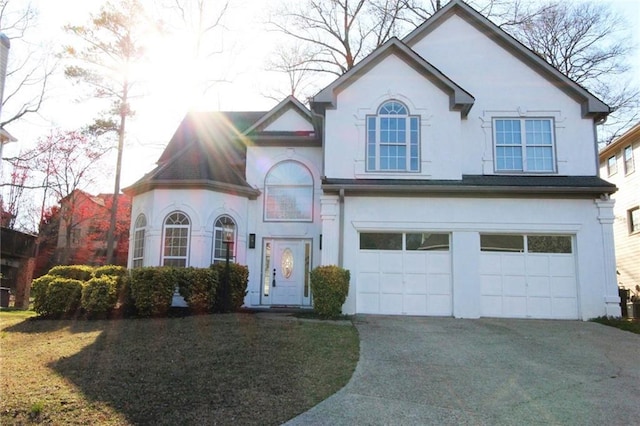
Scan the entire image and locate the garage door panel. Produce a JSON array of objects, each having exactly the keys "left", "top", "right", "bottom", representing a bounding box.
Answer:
[
  {"left": 358, "top": 293, "right": 379, "bottom": 314},
  {"left": 552, "top": 298, "right": 578, "bottom": 318},
  {"left": 404, "top": 294, "right": 427, "bottom": 314},
  {"left": 503, "top": 297, "right": 527, "bottom": 317},
  {"left": 528, "top": 276, "right": 551, "bottom": 297},
  {"left": 503, "top": 276, "right": 526, "bottom": 296},
  {"left": 551, "top": 277, "right": 577, "bottom": 297},
  {"left": 428, "top": 274, "right": 453, "bottom": 295},
  {"left": 502, "top": 255, "right": 525, "bottom": 275},
  {"left": 428, "top": 295, "right": 452, "bottom": 316},
  {"left": 380, "top": 253, "right": 403, "bottom": 272},
  {"left": 549, "top": 256, "right": 575, "bottom": 276},
  {"left": 380, "top": 274, "right": 403, "bottom": 293},
  {"left": 405, "top": 274, "right": 427, "bottom": 294},
  {"left": 481, "top": 275, "right": 502, "bottom": 295},
  {"left": 480, "top": 253, "right": 502, "bottom": 274},
  {"left": 358, "top": 252, "right": 380, "bottom": 272},
  {"left": 427, "top": 253, "right": 451, "bottom": 274},
  {"left": 380, "top": 294, "right": 403, "bottom": 314},
  {"left": 358, "top": 272, "right": 380, "bottom": 293},
  {"left": 528, "top": 297, "right": 552, "bottom": 317},
  {"left": 404, "top": 253, "right": 428, "bottom": 274},
  {"left": 526, "top": 256, "right": 550, "bottom": 276},
  {"left": 481, "top": 295, "right": 502, "bottom": 317}
]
